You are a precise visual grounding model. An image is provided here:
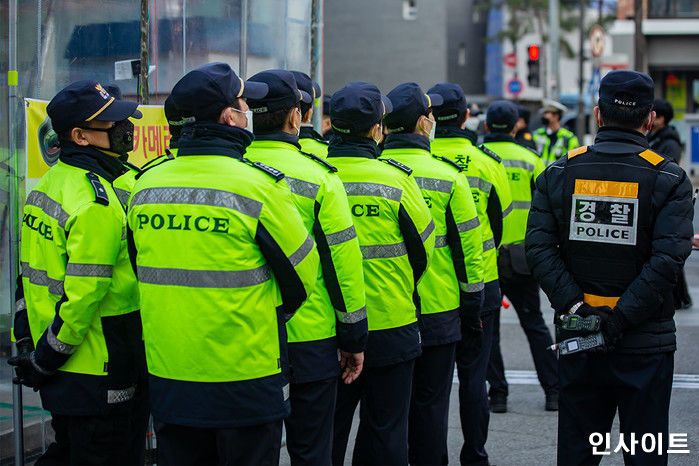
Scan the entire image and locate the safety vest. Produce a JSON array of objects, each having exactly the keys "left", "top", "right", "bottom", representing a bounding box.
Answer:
[
  {"left": 431, "top": 135, "right": 513, "bottom": 285},
  {"left": 328, "top": 141, "right": 435, "bottom": 367},
  {"left": 128, "top": 124, "right": 320, "bottom": 427},
  {"left": 382, "top": 143, "right": 484, "bottom": 346},
  {"left": 21, "top": 160, "right": 141, "bottom": 414},
  {"left": 246, "top": 138, "right": 367, "bottom": 382},
  {"left": 483, "top": 139, "right": 545, "bottom": 244},
  {"left": 533, "top": 126, "right": 579, "bottom": 165},
  {"left": 112, "top": 163, "right": 140, "bottom": 209},
  {"left": 299, "top": 126, "right": 329, "bottom": 159}
]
